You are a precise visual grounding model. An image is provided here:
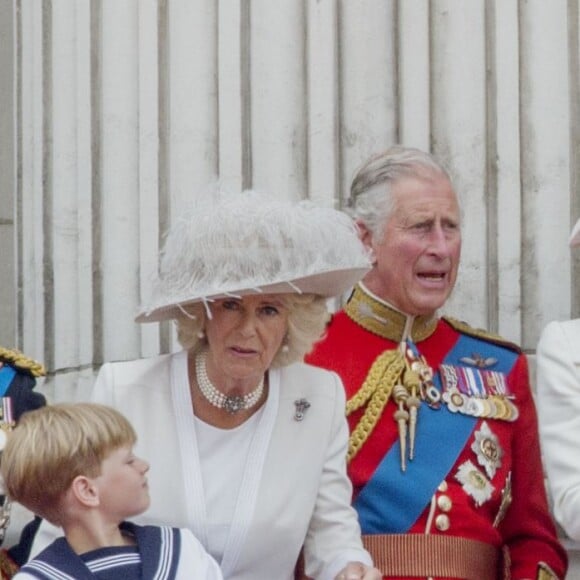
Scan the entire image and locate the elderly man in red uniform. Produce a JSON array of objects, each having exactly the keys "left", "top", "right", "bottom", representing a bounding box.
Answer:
[{"left": 307, "top": 146, "right": 567, "bottom": 580}]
